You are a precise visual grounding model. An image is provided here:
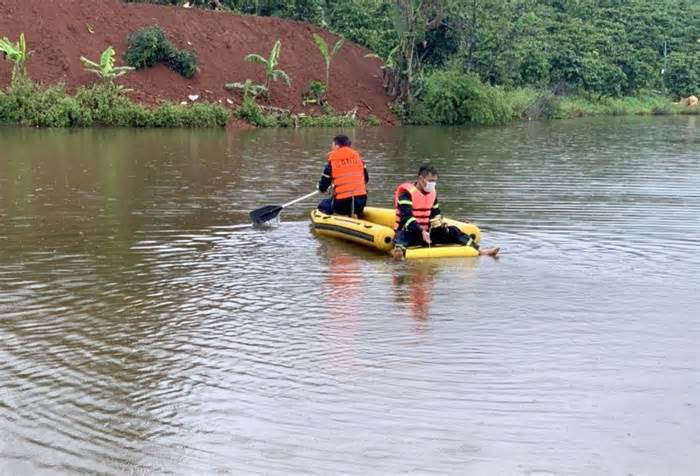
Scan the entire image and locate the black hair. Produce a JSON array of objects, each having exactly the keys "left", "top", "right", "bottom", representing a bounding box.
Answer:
[
  {"left": 333, "top": 134, "right": 352, "bottom": 147},
  {"left": 418, "top": 163, "right": 438, "bottom": 177}
]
